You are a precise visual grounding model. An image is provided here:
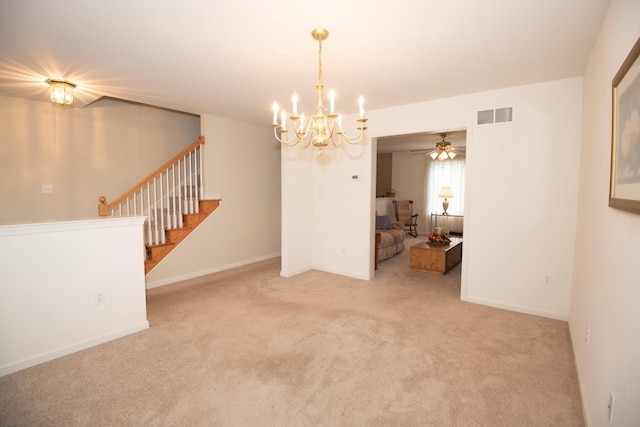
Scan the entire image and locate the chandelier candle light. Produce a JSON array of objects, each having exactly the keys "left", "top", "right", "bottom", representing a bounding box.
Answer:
[{"left": 271, "top": 28, "right": 368, "bottom": 155}]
